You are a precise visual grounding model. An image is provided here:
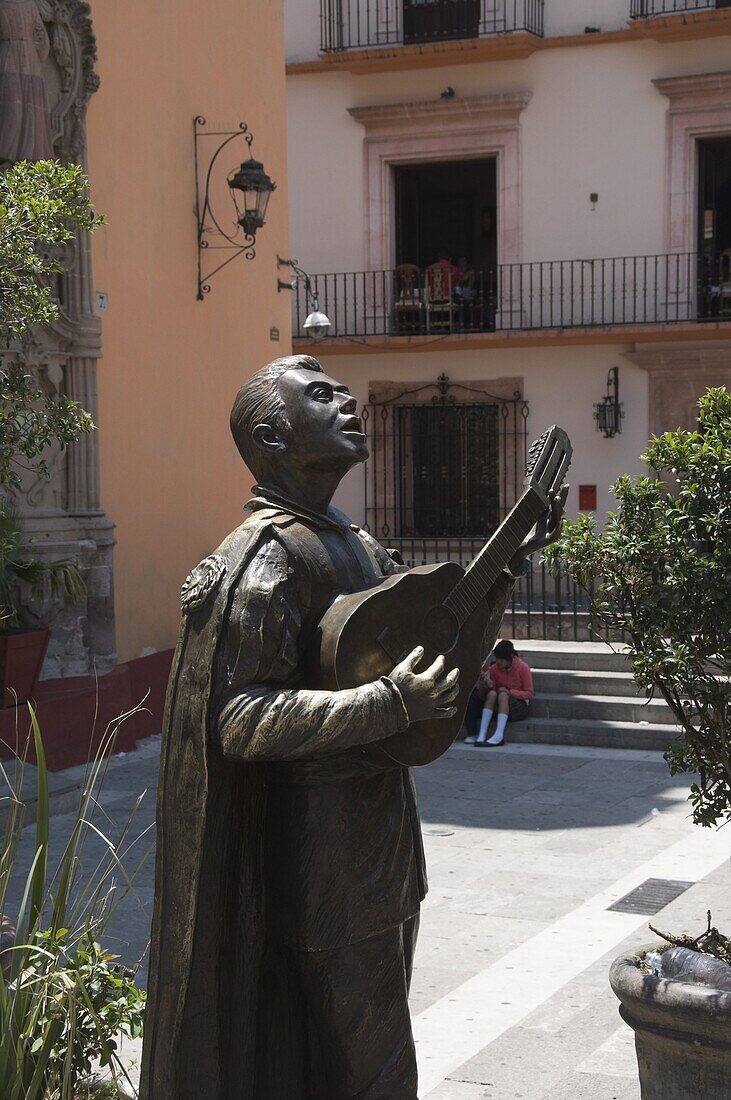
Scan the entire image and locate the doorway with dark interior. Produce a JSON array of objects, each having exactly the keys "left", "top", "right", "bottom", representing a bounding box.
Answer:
[
  {"left": 698, "top": 137, "right": 731, "bottom": 319},
  {"left": 393, "top": 157, "right": 497, "bottom": 331}
]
